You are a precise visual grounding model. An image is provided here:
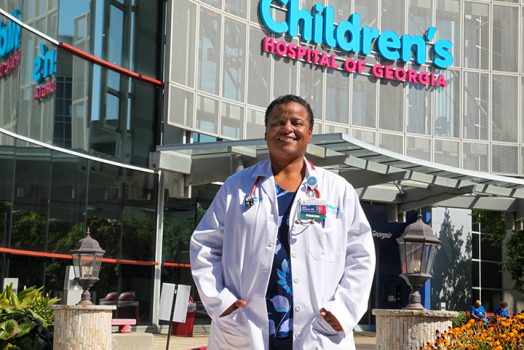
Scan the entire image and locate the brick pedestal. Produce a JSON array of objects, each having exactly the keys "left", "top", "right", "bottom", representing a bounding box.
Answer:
[
  {"left": 52, "top": 305, "right": 116, "bottom": 350},
  {"left": 372, "top": 309, "right": 458, "bottom": 350}
]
